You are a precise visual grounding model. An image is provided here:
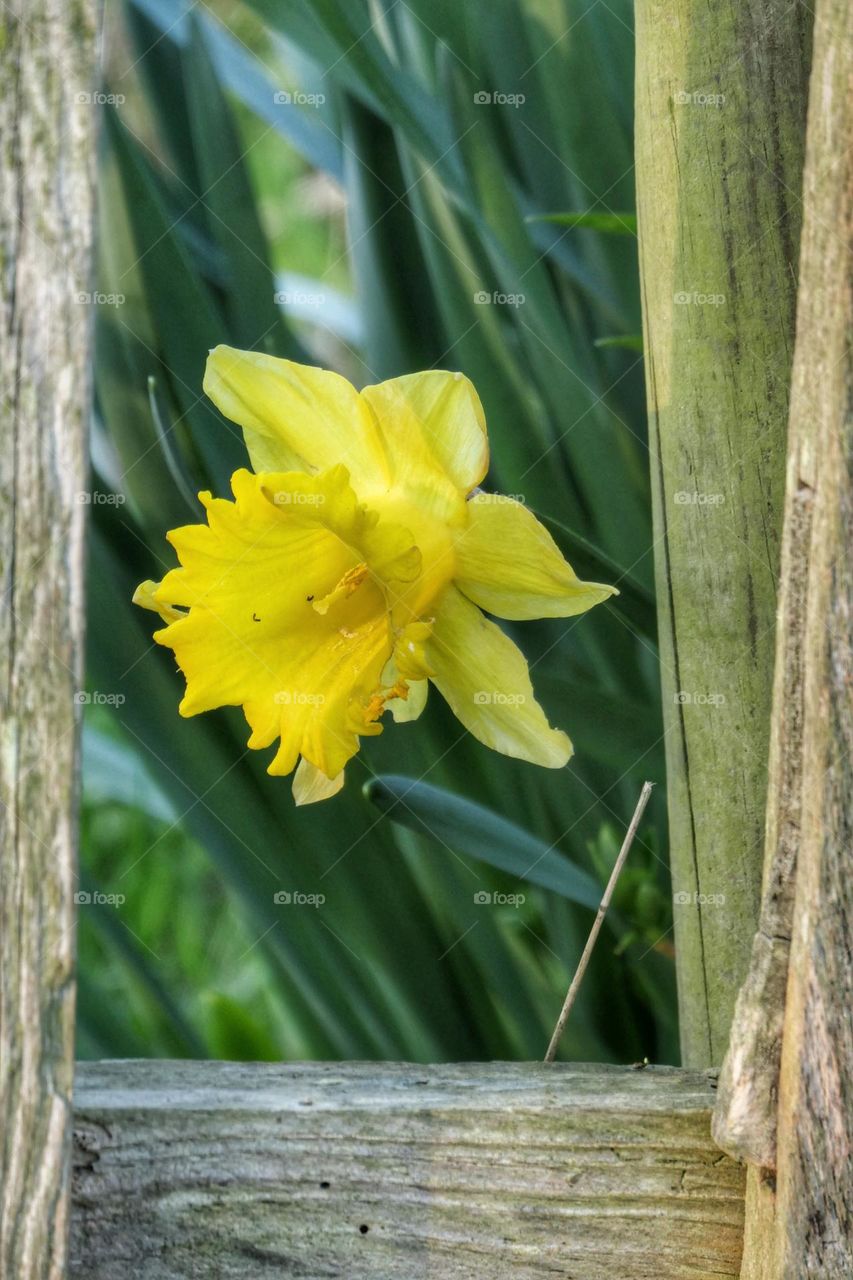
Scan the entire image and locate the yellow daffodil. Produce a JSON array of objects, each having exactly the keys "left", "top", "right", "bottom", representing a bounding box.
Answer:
[{"left": 134, "top": 346, "right": 616, "bottom": 804}]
